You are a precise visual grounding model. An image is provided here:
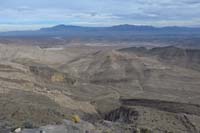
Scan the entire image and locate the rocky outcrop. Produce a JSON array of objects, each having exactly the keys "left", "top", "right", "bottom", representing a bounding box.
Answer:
[
  {"left": 121, "top": 99, "right": 200, "bottom": 116},
  {"left": 105, "top": 106, "right": 139, "bottom": 123}
]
